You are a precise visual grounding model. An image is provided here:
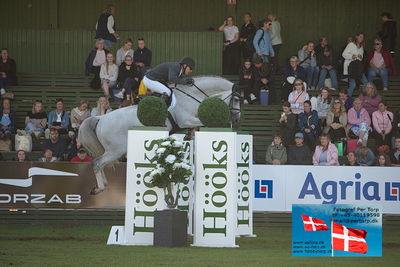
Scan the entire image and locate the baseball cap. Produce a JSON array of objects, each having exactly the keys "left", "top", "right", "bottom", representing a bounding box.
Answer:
[{"left": 295, "top": 132, "right": 304, "bottom": 139}]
